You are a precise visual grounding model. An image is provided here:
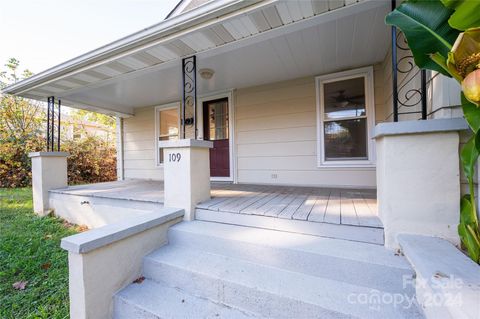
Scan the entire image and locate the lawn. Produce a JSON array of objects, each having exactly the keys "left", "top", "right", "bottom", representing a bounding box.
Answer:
[{"left": 0, "top": 188, "right": 79, "bottom": 319}]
